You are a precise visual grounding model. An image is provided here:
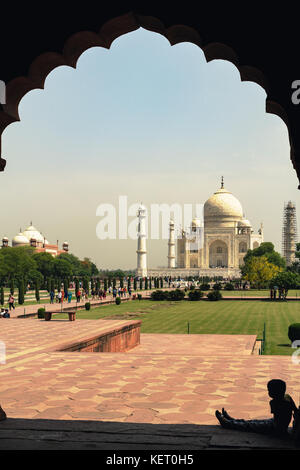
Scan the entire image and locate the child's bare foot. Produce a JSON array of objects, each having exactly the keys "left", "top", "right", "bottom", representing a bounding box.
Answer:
[
  {"left": 222, "top": 408, "right": 234, "bottom": 420},
  {"left": 0, "top": 405, "right": 7, "bottom": 421}
]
